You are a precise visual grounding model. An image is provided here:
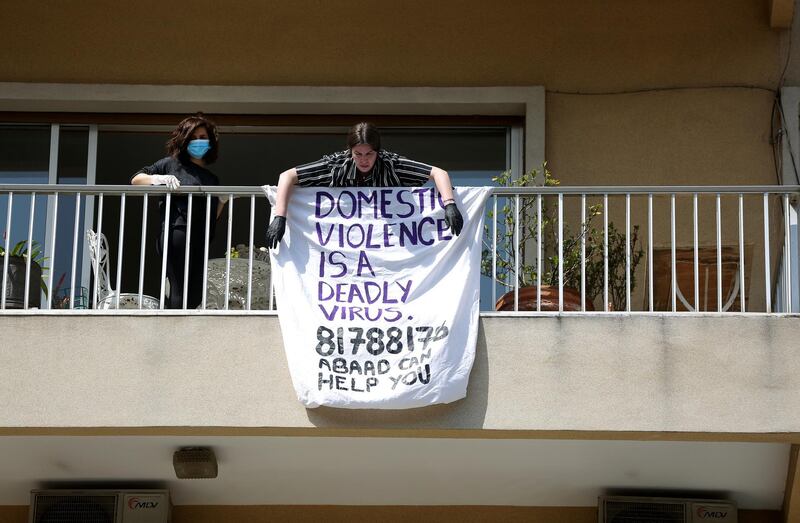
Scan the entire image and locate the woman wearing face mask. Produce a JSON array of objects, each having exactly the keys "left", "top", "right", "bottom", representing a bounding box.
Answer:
[
  {"left": 265, "top": 122, "right": 463, "bottom": 248},
  {"left": 131, "top": 113, "right": 227, "bottom": 309}
]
